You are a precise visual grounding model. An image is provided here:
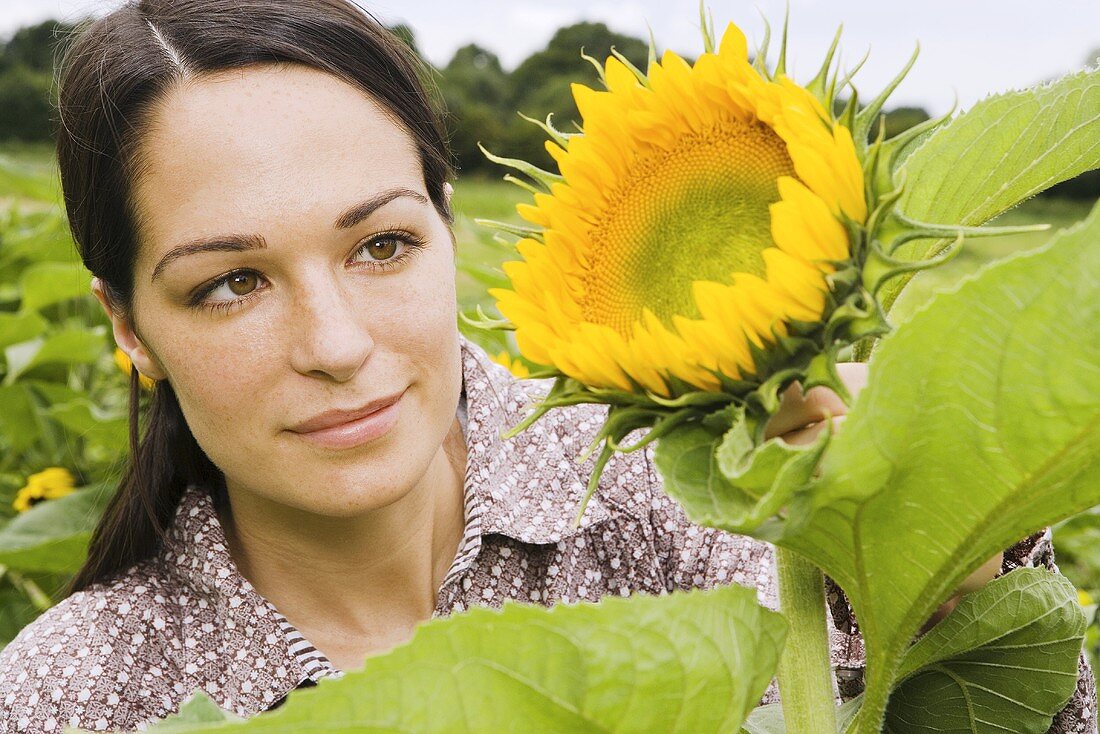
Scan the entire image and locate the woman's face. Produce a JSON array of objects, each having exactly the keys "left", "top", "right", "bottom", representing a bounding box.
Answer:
[{"left": 101, "top": 63, "right": 462, "bottom": 517}]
